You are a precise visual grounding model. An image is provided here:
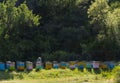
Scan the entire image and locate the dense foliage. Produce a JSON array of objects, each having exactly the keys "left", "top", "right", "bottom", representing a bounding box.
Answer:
[{"left": 0, "top": 0, "right": 119, "bottom": 61}]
